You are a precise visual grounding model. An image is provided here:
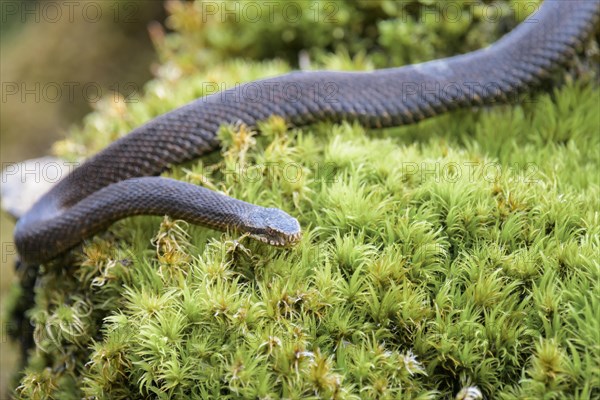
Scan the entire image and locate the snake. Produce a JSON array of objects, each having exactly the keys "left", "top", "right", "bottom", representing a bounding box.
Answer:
[{"left": 13, "top": 0, "right": 600, "bottom": 264}]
